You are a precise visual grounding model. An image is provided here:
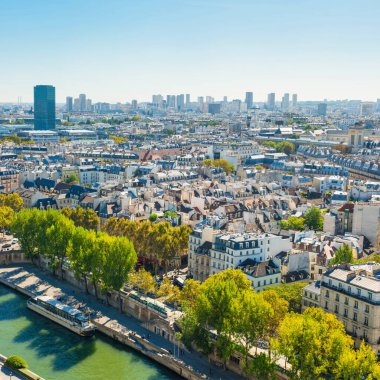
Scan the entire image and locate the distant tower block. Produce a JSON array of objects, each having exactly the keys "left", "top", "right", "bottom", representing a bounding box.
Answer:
[{"left": 348, "top": 124, "right": 365, "bottom": 147}]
